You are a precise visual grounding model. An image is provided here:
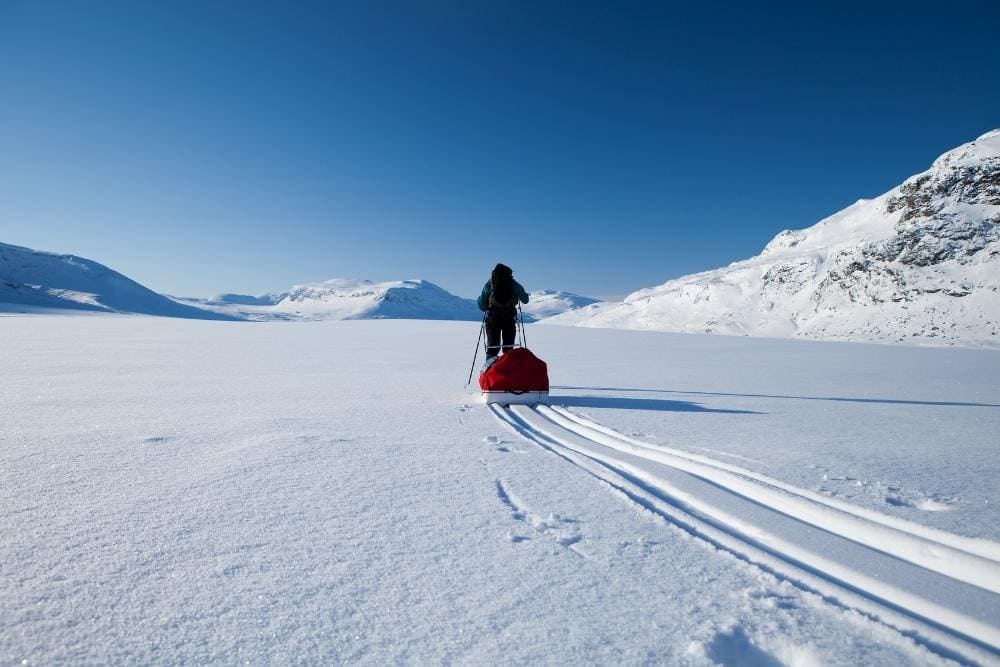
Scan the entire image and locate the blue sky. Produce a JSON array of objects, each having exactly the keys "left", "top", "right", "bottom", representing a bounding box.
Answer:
[{"left": 1, "top": 1, "right": 998, "bottom": 299}]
